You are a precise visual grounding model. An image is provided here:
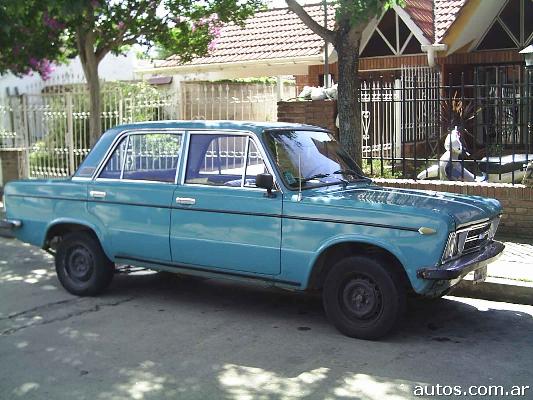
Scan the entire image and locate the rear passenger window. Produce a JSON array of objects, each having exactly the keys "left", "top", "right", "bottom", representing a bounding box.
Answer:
[{"left": 99, "top": 133, "right": 182, "bottom": 182}]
